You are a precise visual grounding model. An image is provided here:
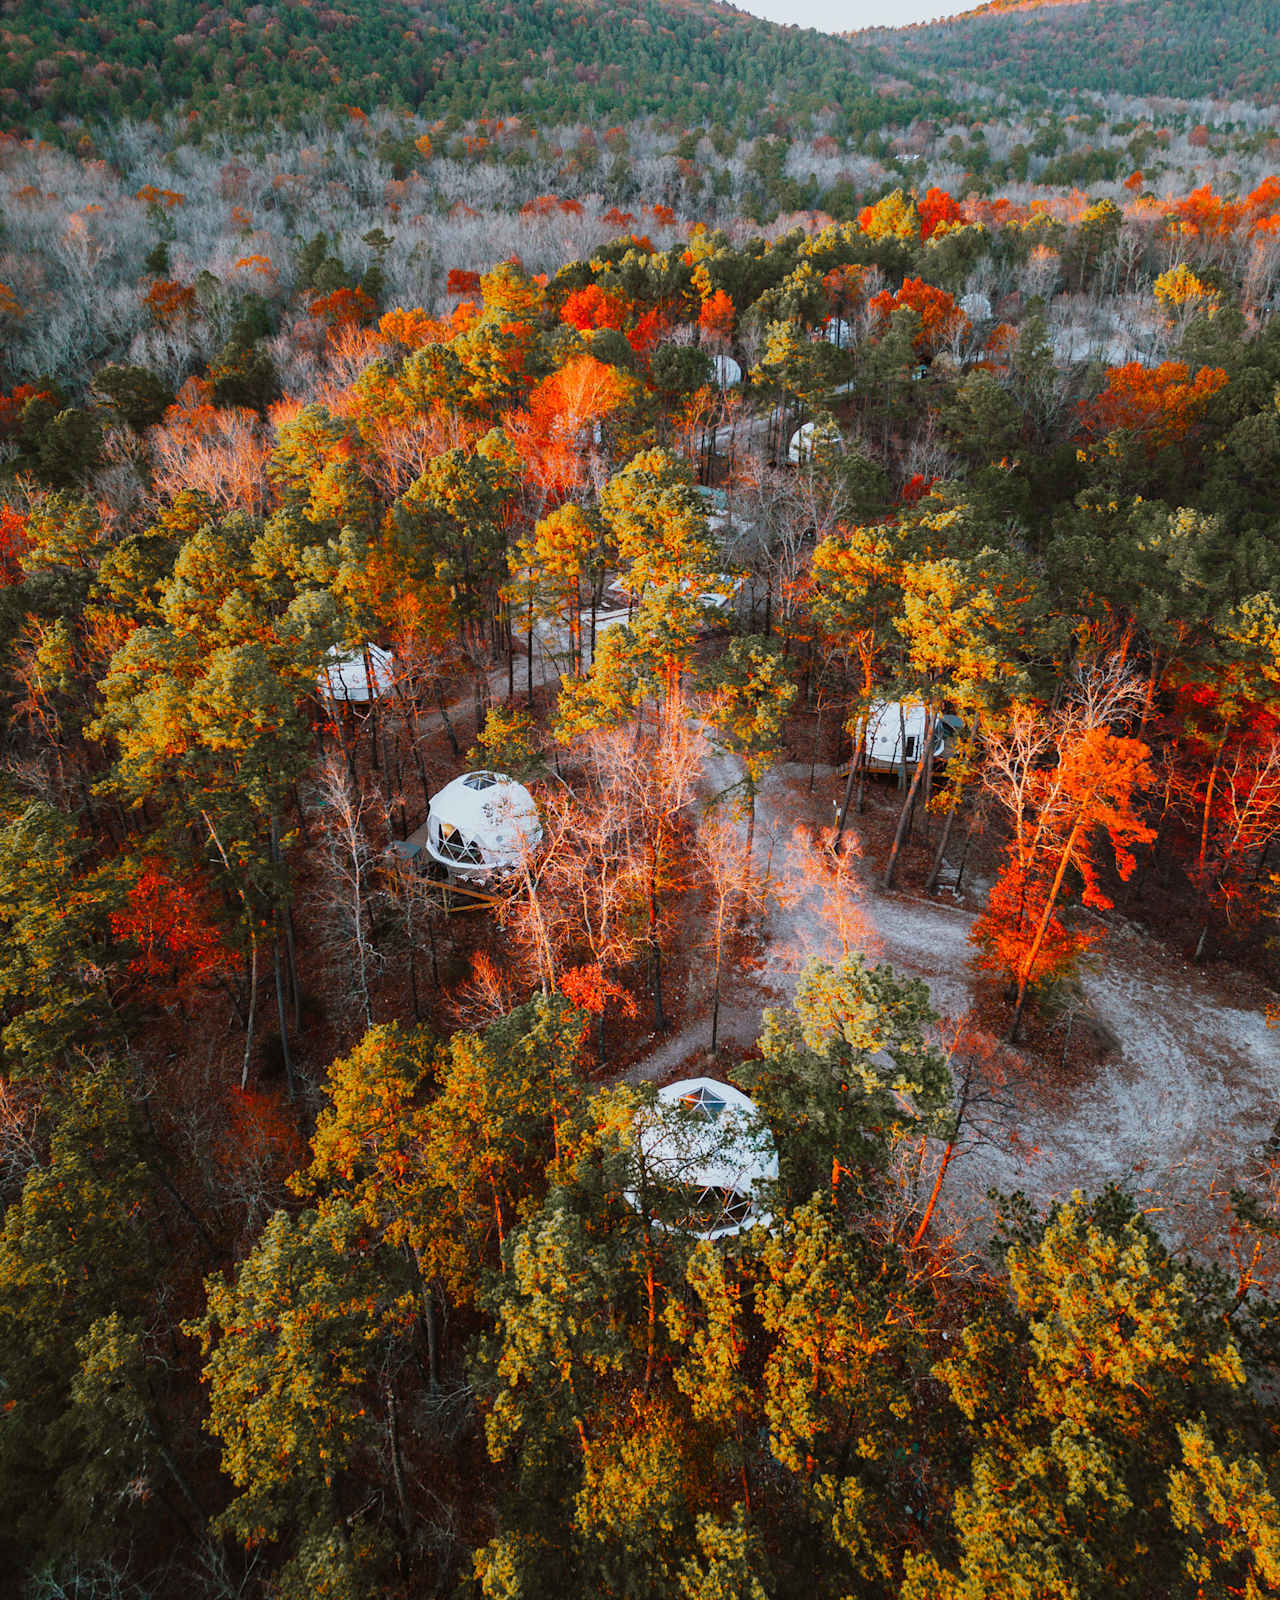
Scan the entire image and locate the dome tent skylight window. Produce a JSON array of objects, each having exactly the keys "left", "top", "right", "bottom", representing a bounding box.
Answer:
[{"left": 627, "top": 1077, "right": 779, "bottom": 1242}]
